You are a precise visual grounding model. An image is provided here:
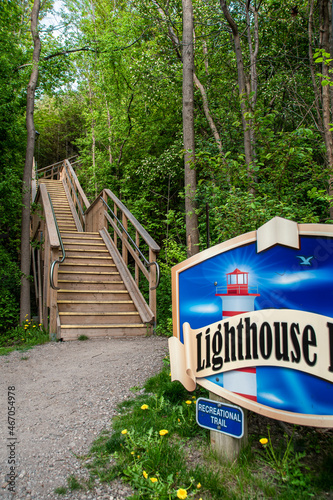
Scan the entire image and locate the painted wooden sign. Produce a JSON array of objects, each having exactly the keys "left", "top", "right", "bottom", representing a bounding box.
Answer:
[{"left": 169, "top": 217, "right": 333, "bottom": 427}]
